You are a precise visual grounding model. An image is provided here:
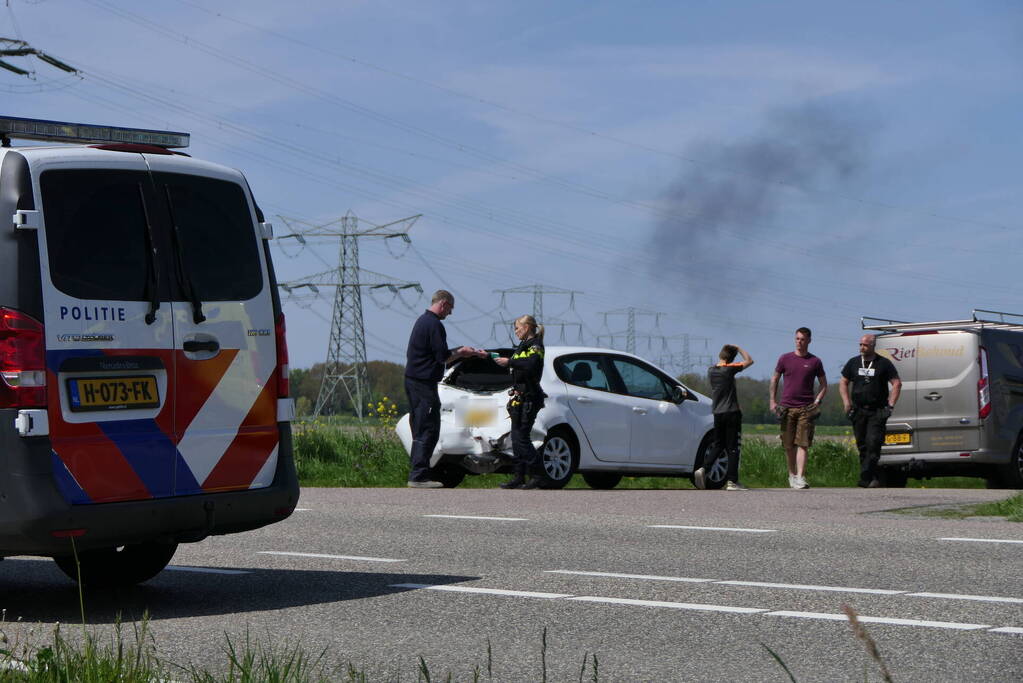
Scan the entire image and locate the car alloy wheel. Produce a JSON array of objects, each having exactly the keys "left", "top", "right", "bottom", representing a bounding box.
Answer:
[{"left": 541, "top": 430, "right": 577, "bottom": 488}]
